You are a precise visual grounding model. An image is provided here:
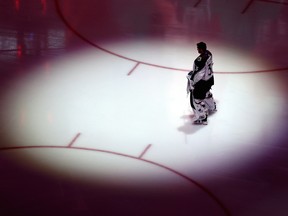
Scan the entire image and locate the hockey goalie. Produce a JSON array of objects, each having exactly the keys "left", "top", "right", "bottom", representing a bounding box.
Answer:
[{"left": 186, "top": 42, "right": 217, "bottom": 125}]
